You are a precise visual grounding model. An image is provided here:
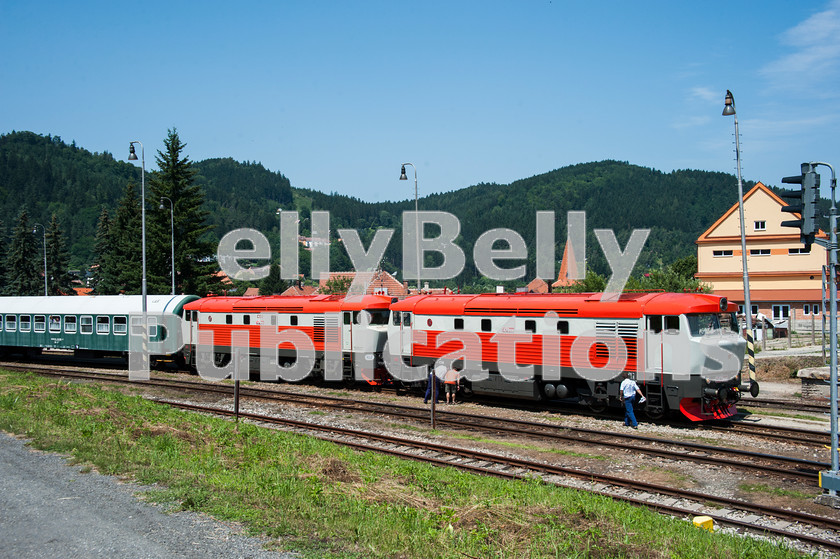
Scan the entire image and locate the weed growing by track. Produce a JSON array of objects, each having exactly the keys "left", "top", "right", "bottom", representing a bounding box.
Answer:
[{"left": 0, "top": 369, "right": 812, "bottom": 558}]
